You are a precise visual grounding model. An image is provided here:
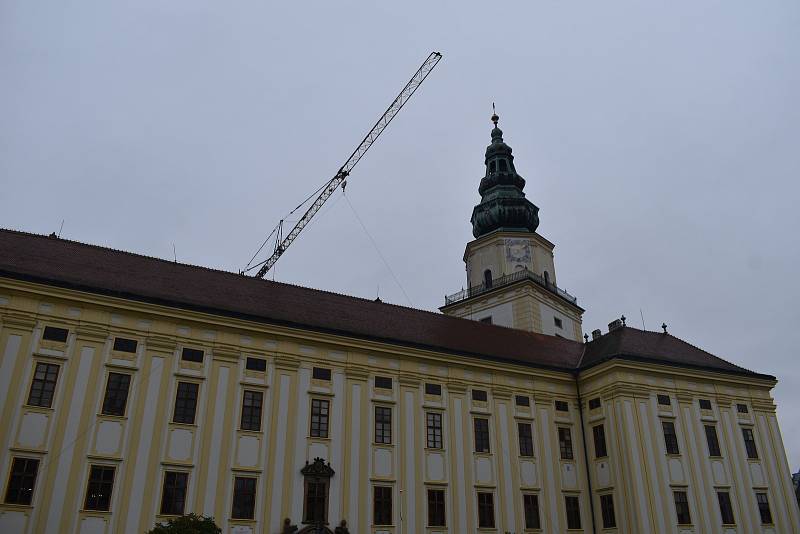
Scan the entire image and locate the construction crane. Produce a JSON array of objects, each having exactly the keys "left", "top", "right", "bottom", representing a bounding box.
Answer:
[{"left": 244, "top": 51, "right": 442, "bottom": 278}]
